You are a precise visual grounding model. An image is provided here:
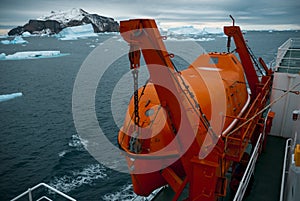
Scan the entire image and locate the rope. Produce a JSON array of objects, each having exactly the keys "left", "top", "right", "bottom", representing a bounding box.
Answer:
[
  {"left": 225, "top": 82, "right": 300, "bottom": 140},
  {"left": 246, "top": 43, "right": 265, "bottom": 76},
  {"left": 272, "top": 87, "right": 300, "bottom": 95},
  {"left": 168, "top": 59, "right": 219, "bottom": 139}
]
